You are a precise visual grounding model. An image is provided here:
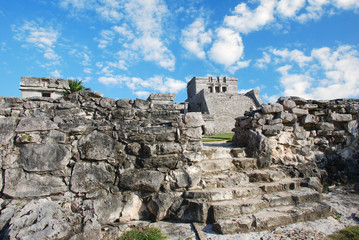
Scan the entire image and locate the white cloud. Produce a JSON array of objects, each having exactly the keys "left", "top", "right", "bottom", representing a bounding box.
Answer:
[
  {"left": 277, "top": 0, "right": 306, "bottom": 17},
  {"left": 125, "top": 76, "right": 186, "bottom": 93},
  {"left": 12, "top": 20, "right": 60, "bottom": 64},
  {"left": 97, "top": 29, "right": 115, "bottom": 48},
  {"left": 333, "top": 0, "right": 359, "bottom": 9},
  {"left": 108, "top": 60, "right": 128, "bottom": 70},
  {"left": 50, "top": 70, "right": 61, "bottom": 78},
  {"left": 256, "top": 52, "right": 272, "bottom": 68},
  {"left": 135, "top": 91, "right": 151, "bottom": 99},
  {"left": 69, "top": 48, "right": 91, "bottom": 65},
  {"left": 208, "top": 28, "right": 244, "bottom": 67},
  {"left": 99, "top": 75, "right": 127, "bottom": 85},
  {"left": 227, "top": 60, "right": 251, "bottom": 74},
  {"left": 83, "top": 68, "right": 92, "bottom": 74},
  {"left": 95, "top": 0, "right": 123, "bottom": 22},
  {"left": 224, "top": 0, "right": 277, "bottom": 34},
  {"left": 264, "top": 45, "right": 359, "bottom": 100},
  {"left": 181, "top": 17, "right": 212, "bottom": 59}
]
